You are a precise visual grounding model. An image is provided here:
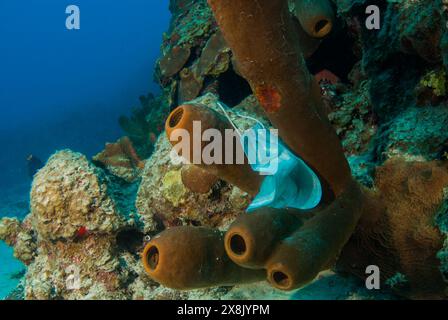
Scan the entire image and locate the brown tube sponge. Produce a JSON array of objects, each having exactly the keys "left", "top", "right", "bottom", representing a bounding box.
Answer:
[
  {"left": 294, "top": 17, "right": 322, "bottom": 59},
  {"left": 181, "top": 164, "right": 219, "bottom": 194},
  {"left": 265, "top": 181, "right": 363, "bottom": 290},
  {"left": 208, "top": 0, "right": 351, "bottom": 200},
  {"left": 165, "top": 104, "right": 263, "bottom": 196},
  {"left": 142, "top": 226, "right": 265, "bottom": 290},
  {"left": 206, "top": 0, "right": 364, "bottom": 292},
  {"left": 224, "top": 208, "right": 308, "bottom": 269},
  {"left": 291, "top": 0, "right": 335, "bottom": 38},
  {"left": 224, "top": 182, "right": 364, "bottom": 291}
]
